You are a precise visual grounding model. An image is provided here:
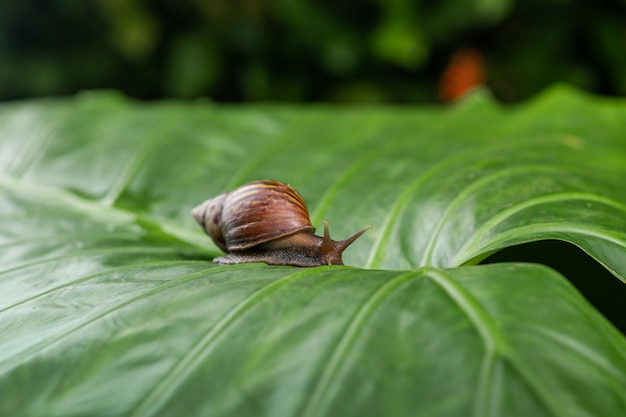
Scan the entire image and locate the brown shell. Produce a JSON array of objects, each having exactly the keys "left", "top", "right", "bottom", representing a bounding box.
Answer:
[
  {"left": 195, "top": 193, "right": 228, "bottom": 252},
  {"left": 200, "top": 180, "right": 315, "bottom": 251}
]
